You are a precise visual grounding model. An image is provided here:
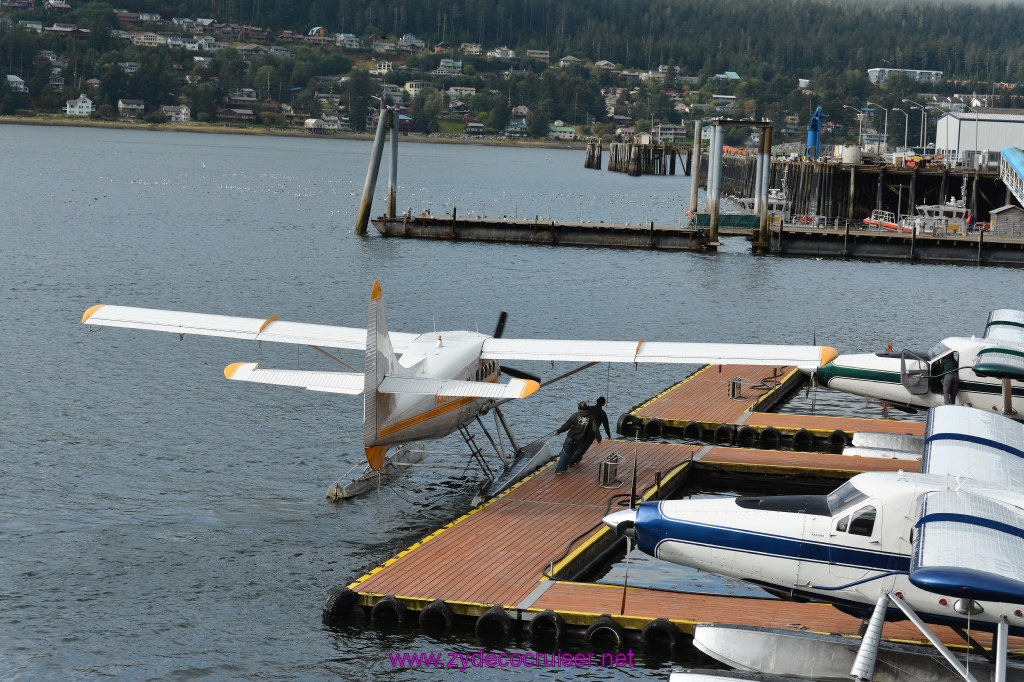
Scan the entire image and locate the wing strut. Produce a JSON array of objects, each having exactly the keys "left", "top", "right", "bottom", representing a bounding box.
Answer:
[{"left": 850, "top": 592, "right": 981, "bottom": 682}]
